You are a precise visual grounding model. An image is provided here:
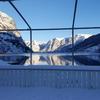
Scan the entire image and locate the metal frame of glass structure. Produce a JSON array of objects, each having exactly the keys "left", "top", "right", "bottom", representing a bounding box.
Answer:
[{"left": 0, "top": 0, "right": 99, "bottom": 65}]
